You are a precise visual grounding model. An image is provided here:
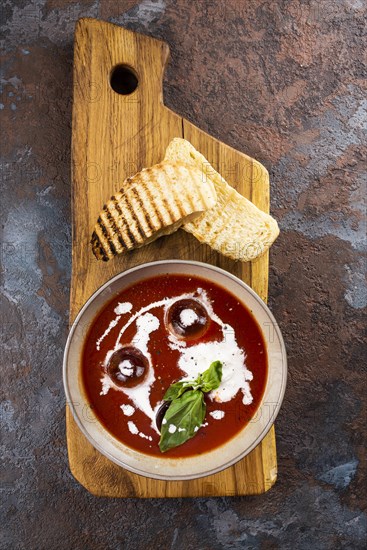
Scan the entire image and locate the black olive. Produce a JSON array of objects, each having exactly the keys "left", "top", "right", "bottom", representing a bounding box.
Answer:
[
  {"left": 155, "top": 401, "right": 171, "bottom": 432},
  {"left": 166, "top": 298, "right": 210, "bottom": 340},
  {"left": 106, "top": 346, "right": 148, "bottom": 388}
]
